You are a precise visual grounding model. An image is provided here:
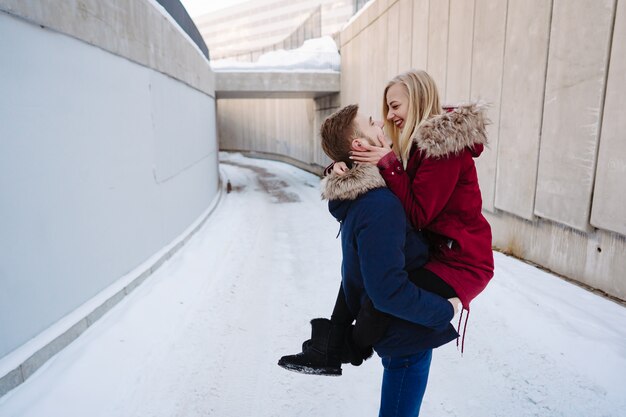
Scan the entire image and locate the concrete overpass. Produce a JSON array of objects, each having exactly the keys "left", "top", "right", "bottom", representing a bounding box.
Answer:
[{"left": 214, "top": 70, "right": 340, "bottom": 99}]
